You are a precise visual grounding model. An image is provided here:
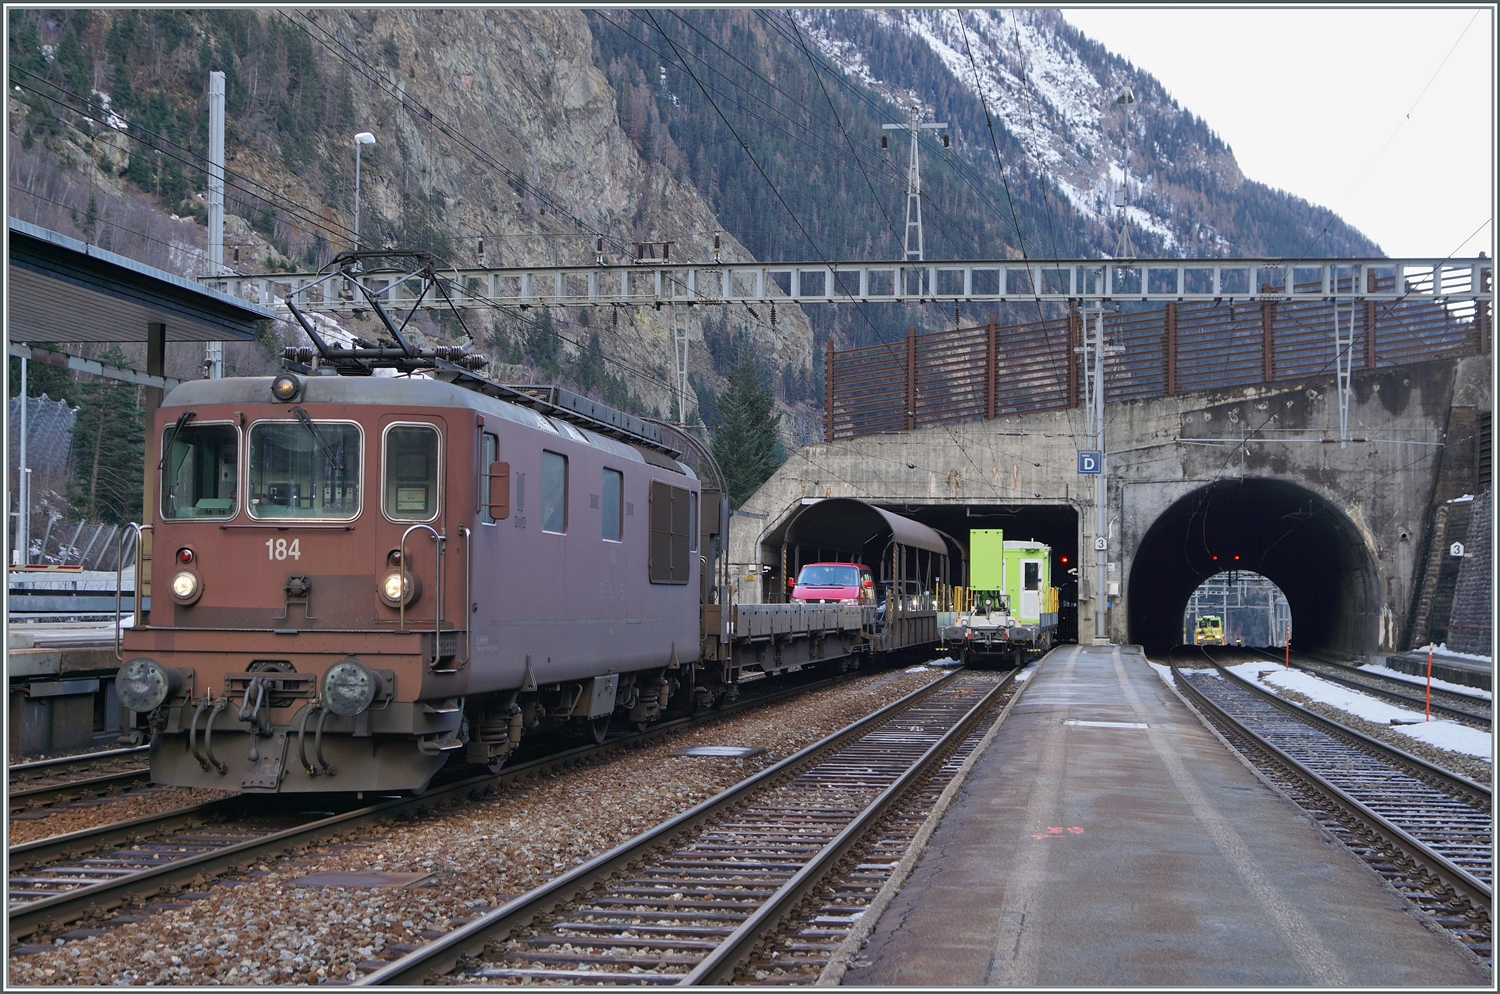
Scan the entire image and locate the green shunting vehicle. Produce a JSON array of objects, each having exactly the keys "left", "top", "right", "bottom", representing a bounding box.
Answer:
[{"left": 941, "top": 528, "right": 1060, "bottom": 668}]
